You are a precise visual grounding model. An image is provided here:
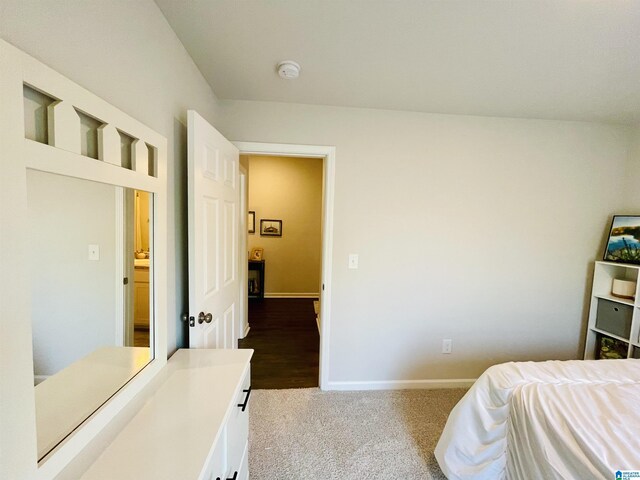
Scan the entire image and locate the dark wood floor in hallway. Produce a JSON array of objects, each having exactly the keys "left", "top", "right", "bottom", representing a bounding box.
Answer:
[{"left": 239, "top": 298, "right": 319, "bottom": 389}]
